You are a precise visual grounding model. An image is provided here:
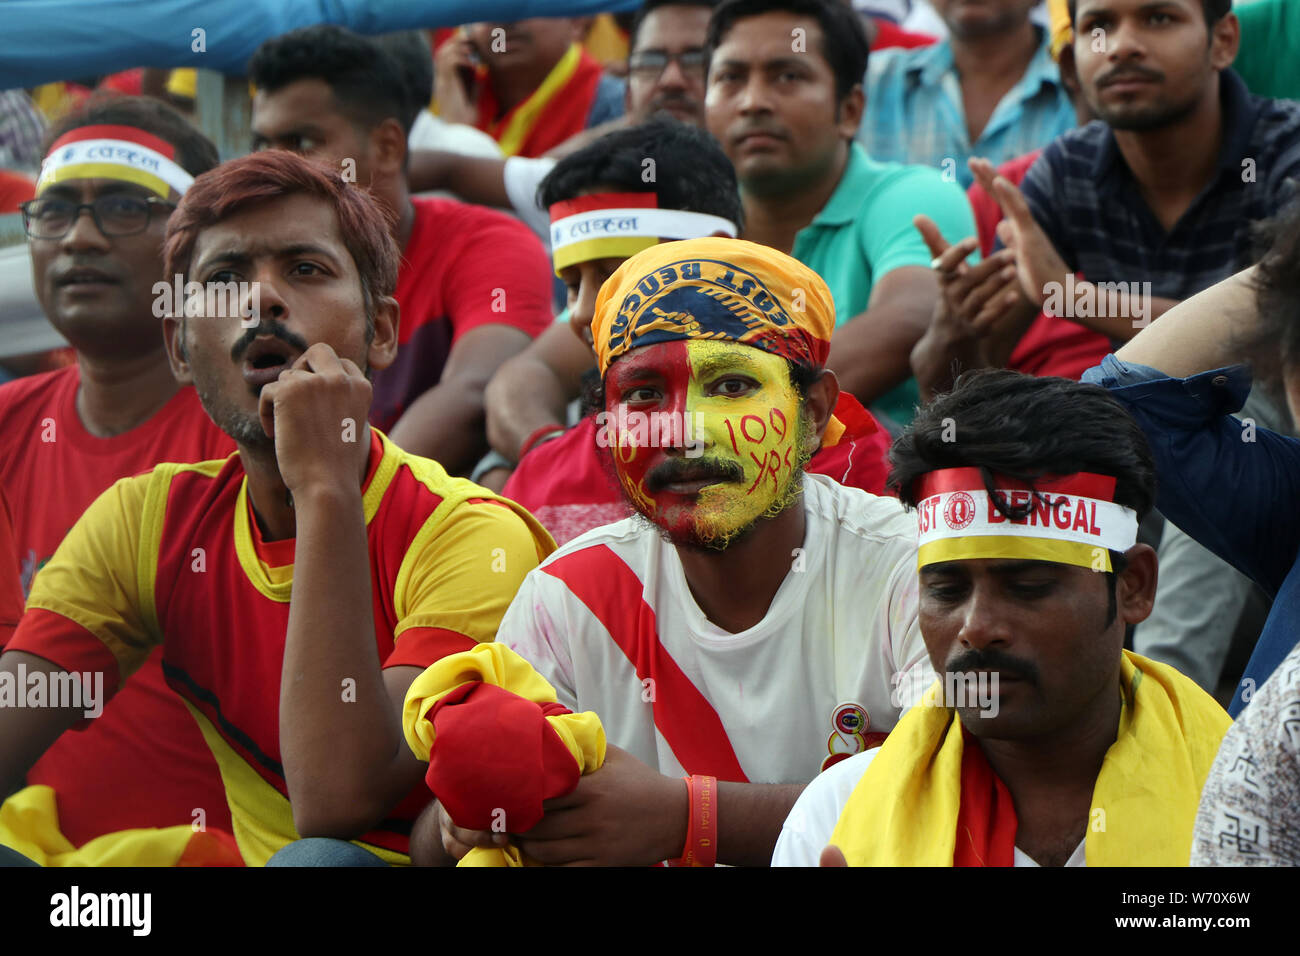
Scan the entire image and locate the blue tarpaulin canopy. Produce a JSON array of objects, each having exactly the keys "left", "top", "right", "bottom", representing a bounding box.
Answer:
[{"left": 1, "top": 0, "right": 642, "bottom": 88}]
